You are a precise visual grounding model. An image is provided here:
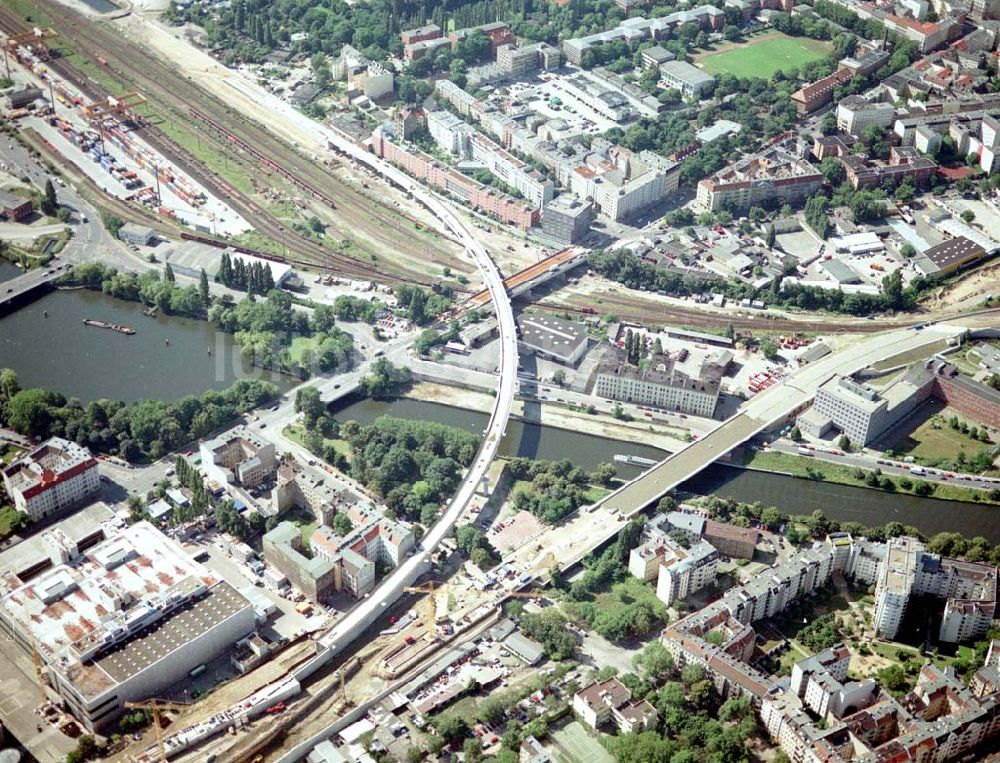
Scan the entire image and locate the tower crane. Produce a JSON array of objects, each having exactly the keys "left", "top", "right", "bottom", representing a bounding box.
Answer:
[{"left": 122, "top": 699, "right": 190, "bottom": 763}]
